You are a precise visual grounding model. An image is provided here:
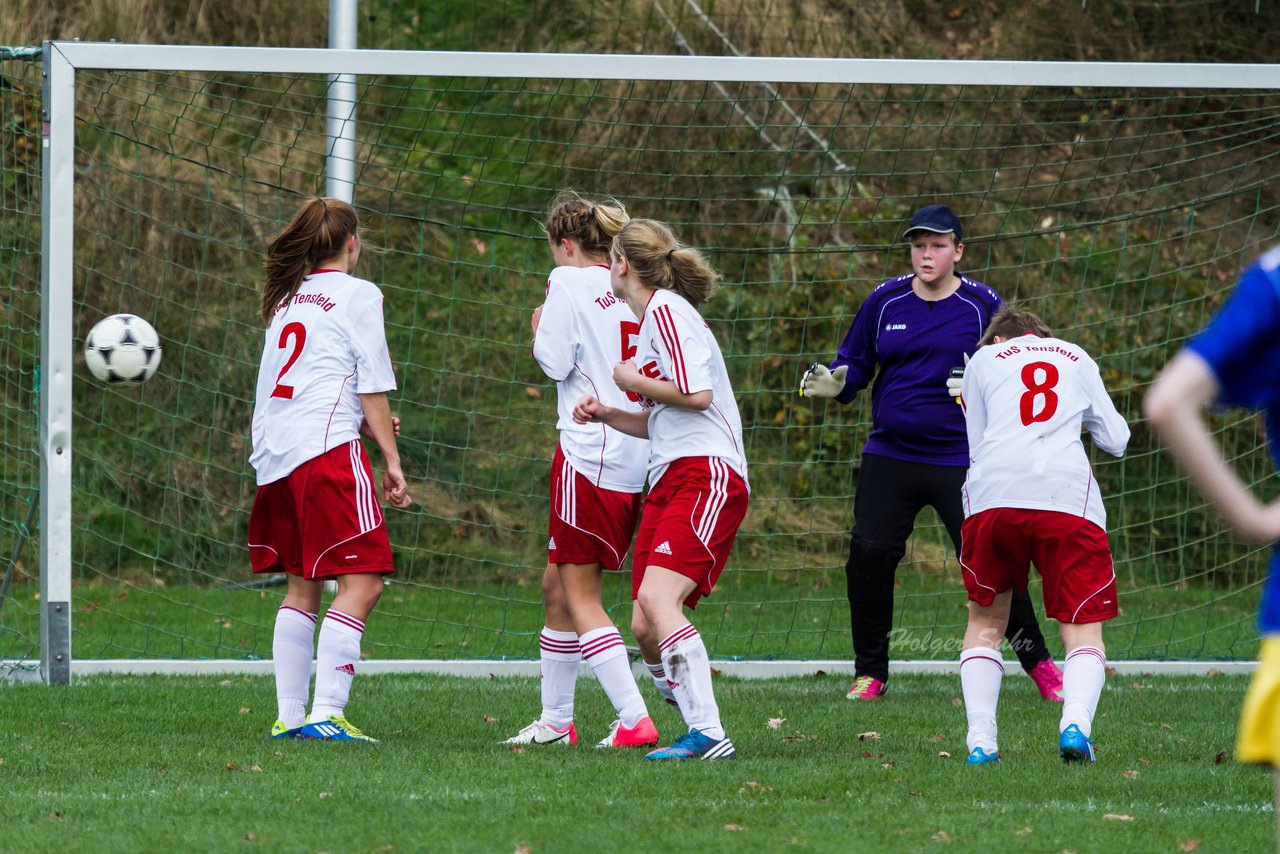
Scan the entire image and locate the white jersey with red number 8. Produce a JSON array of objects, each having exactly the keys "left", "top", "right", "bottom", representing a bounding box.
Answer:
[
  {"left": 960, "top": 335, "right": 1129, "bottom": 530},
  {"left": 533, "top": 264, "right": 648, "bottom": 493},
  {"left": 250, "top": 270, "right": 397, "bottom": 486}
]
